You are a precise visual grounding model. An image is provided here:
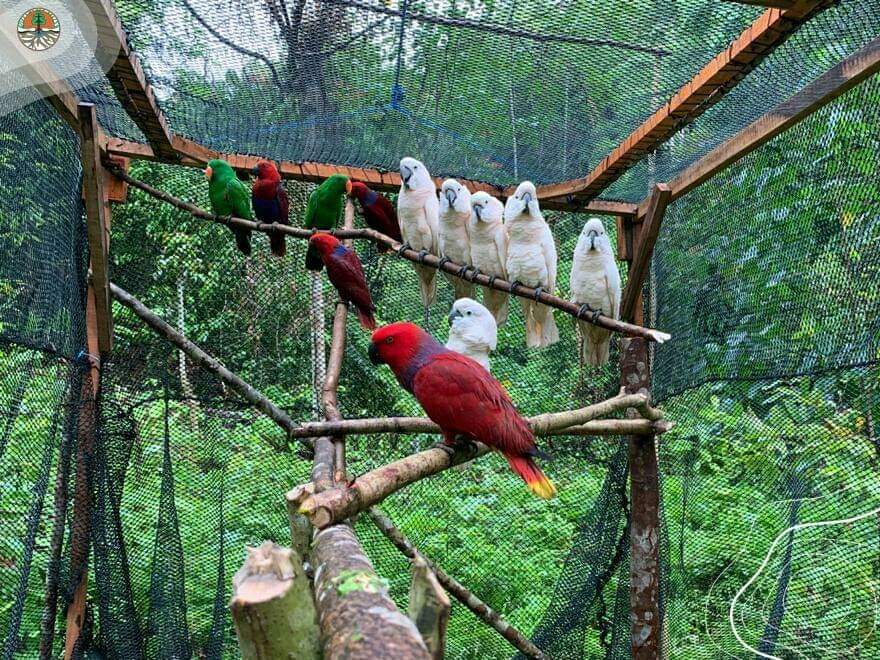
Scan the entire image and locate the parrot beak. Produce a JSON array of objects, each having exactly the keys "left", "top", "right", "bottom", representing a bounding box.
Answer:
[
  {"left": 204, "top": 166, "right": 213, "bottom": 181},
  {"left": 401, "top": 166, "right": 412, "bottom": 188},
  {"left": 345, "top": 179, "right": 353, "bottom": 195},
  {"left": 521, "top": 192, "right": 532, "bottom": 205},
  {"left": 448, "top": 308, "right": 463, "bottom": 323},
  {"left": 588, "top": 229, "right": 599, "bottom": 250},
  {"left": 445, "top": 189, "right": 456, "bottom": 205},
  {"left": 250, "top": 165, "right": 259, "bottom": 176},
  {"left": 368, "top": 342, "right": 382, "bottom": 365},
  {"left": 473, "top": 204, "right": 482, "bottom": 220}
]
